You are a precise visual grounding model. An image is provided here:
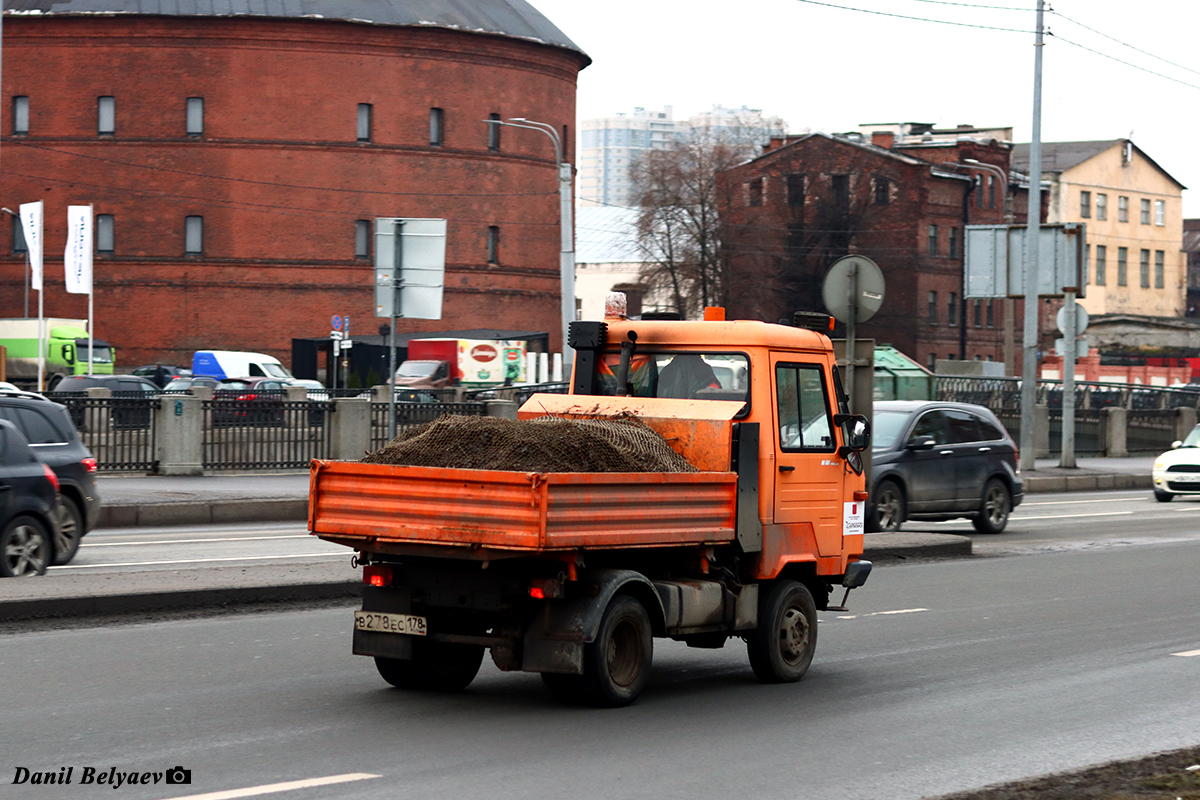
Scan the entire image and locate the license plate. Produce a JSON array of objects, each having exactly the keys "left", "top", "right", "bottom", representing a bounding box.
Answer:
[
  {"left": 354, "top": 611, "right": 427, "bottom": 636},
  {"left": 1170, "top": 474, "right": 1200, "bottom": 483}
]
